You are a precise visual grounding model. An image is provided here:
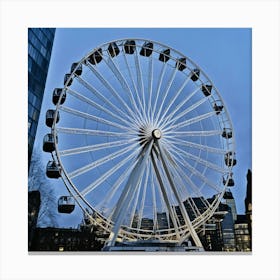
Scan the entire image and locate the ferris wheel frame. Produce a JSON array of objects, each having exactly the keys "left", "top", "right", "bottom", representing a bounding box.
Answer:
[{"left": 47, "top": 38, "right": 236, "bottom": 247}]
